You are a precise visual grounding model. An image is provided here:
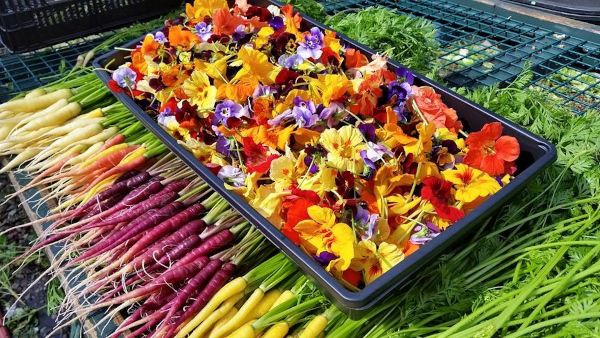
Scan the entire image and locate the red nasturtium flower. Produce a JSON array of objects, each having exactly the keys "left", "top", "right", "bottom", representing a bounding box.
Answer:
[
  {"left": 421, "top": 177, "right": 465, "bottom": 222},
  {"left": 410, "top": 86, "right": 463, "bottom": 132},
  {"left": 242, "top": 137, "right": 280, "bottom": 174},
  {"left": 463, "top": 122, "right": 520, "bottom": 176}
]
